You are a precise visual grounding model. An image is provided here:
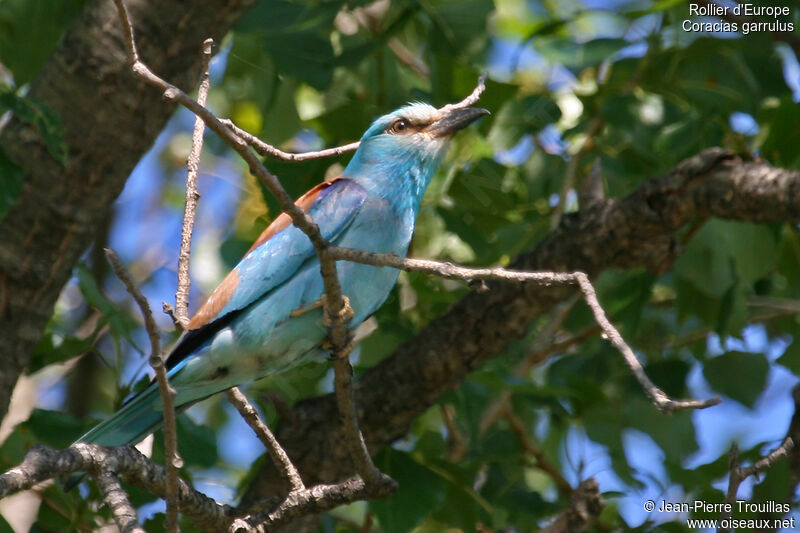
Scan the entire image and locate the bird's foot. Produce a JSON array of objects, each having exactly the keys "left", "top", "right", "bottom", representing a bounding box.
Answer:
[
  {"left": 321, "top": 329, "right": 356, "bottom": 360},
  {"left": 290, "top": 294, "right": 354, "bottom": 325},
  {"left": 289, "top": 297, "right": 325, "bottom": 318},
  {"left": 322, "top": 294, "right": 354, "bottom": 327},
  {"left": 321, "top": 295, "right": 355, "bottom": 359}
]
